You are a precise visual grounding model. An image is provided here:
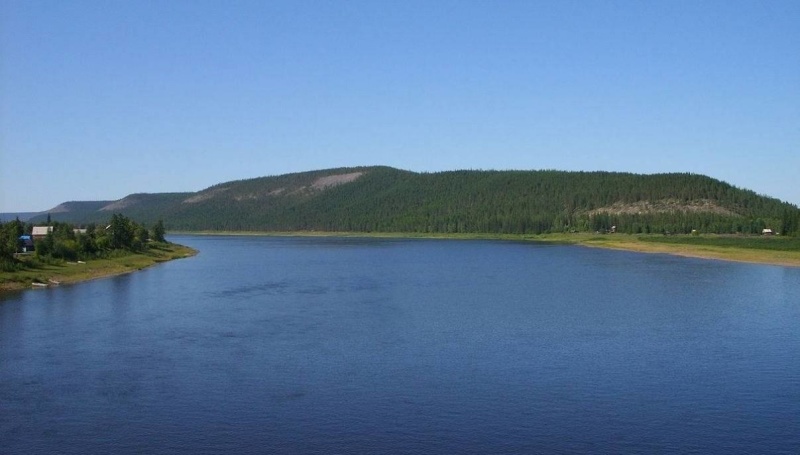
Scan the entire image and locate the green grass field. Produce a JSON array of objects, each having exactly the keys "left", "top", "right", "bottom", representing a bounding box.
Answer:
[{"left": 637, "top": 235, "right": 800, "bottom": 251}]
